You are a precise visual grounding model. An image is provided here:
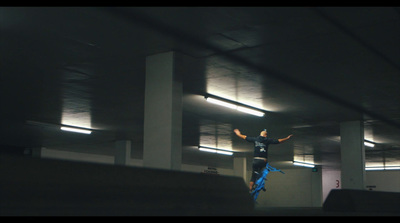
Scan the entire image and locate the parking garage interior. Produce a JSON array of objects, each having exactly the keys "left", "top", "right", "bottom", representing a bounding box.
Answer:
[{"left": 1, "top": 7, "right": 400, "bottom": 216}]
